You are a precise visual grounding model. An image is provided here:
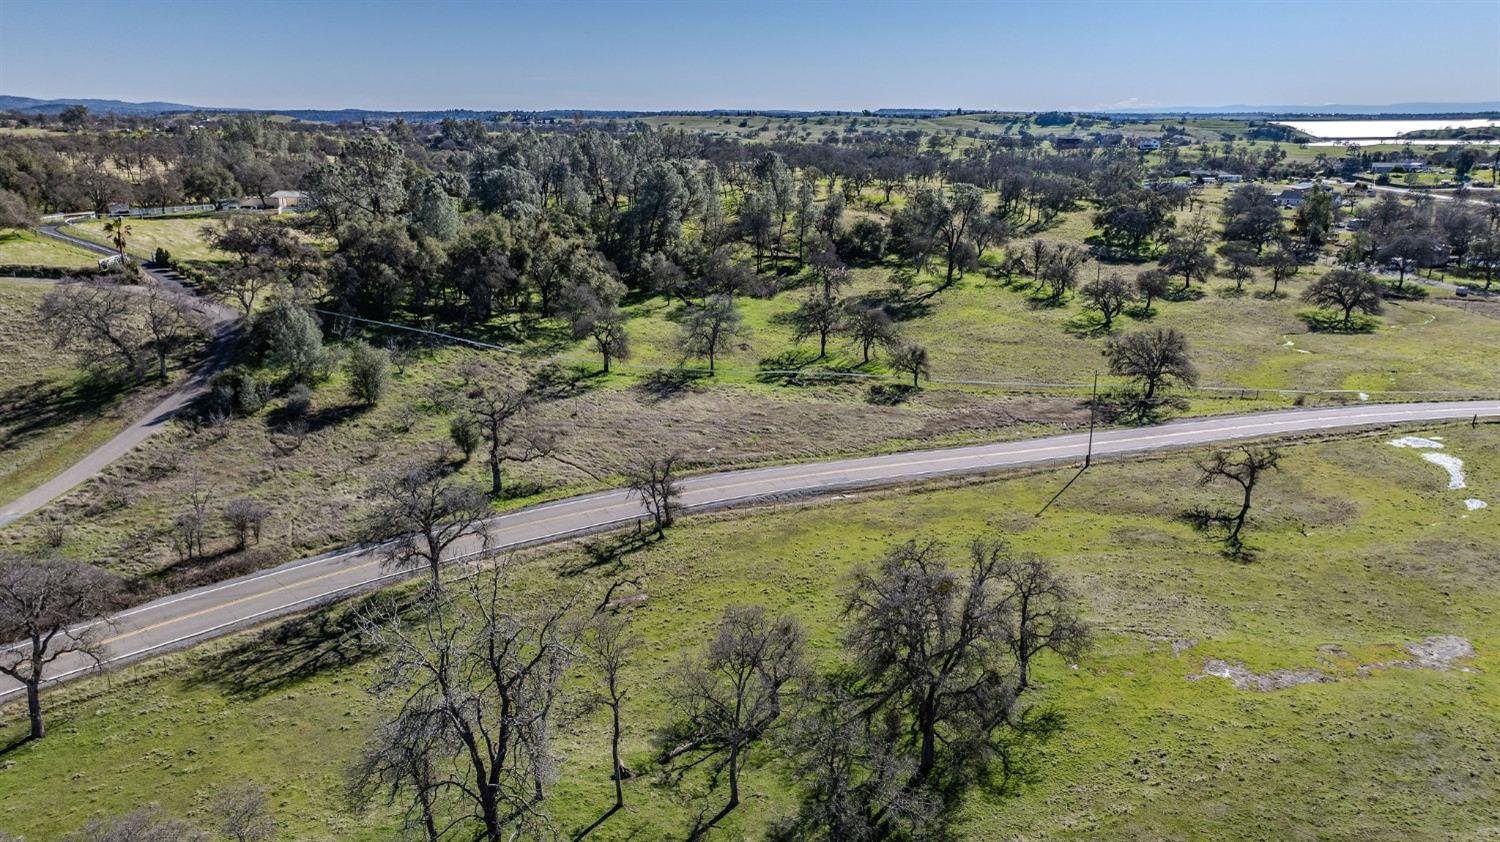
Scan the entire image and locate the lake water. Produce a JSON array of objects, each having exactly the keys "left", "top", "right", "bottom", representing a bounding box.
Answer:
[{"left": 1276, "top": 118, "right": 1500, "bottom": 142}]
